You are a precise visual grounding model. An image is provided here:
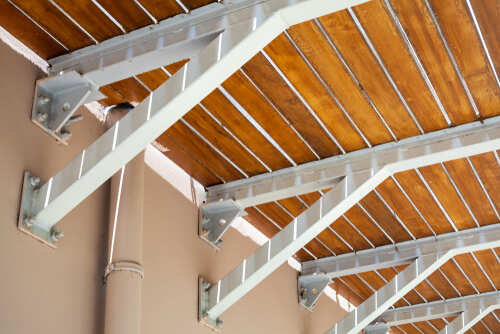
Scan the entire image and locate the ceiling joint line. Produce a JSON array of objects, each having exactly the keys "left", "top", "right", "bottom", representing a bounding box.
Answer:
[
  {"left": 481, "top": 319, "right": 495, "bottom": 334},
  {"left": 175, "top": 0, "right": 190, "bottom": 14},
  {"left": 133, "top": 0, "right": 158, "bottom": 24},
  {"left": 91, "top": 0, "right": 126, "bottom": 34},
  {"left": 424, "top": 0, "right": 481, "bottom": 120},
  {"left": 283, "top": 30, "right": 372, "bottom": 149},
  {"left": 440, "top": 162, "right": 480, "bottom": 228},
  {"left": 424, "top": 277, "right": 446, "bottom": 301},
  {"left": 382, "top": 0, "right": 453, "bottom": 127},
  {"left": 414, "top": 168, "right": 459, "bottom": 232},
  {"left": 336, "top": 277, "right": 365, "bottom": 301},
  {"left": 354, "top": 273, "right": 377, "bottom": 293},
  {"left": 357, "top": 203, "right": 396, "bottom": 245},
  {"left": 465, "top": 0, "right": 500, "bottom": 91},
  {"left": 313, "top": 17, "right": 399, "bottom": 143},
  {"left": 348, "top": 7, "right": 425, "bottom": 135},
  {"left": 466, "top": 157, "right": 500, "bottom": 221},
  {"left": 6, "top": 0, "right": 68, "bottom": 51},
  {"left": 260, "top": 49, "right": 347, "bottom": 154},
  {"left": 373, "top": 189, "right": 416, "bottom": 240},
  {"left": 238, "top": 69, "right": 321, "bottom": 160},
  {"left": 217, "top": 85, "right": 297, "bottom": 167},
  {"left": 410, "top": 323, "right": 425, "bottom": 334},
  {"left": 451, "top": 257, "right": 480, "bottom": 295},
  {"left": 327, "top": 225, "right": 354, "bottom": 252},
  {"left": 470, "top": 252, "right": 497, "bottom": 291},
  {"left": 133, "top": 75, "right": 152, "bottom": 93},
  {"left": 47, "top": 0, "right": 99, "bottom": 44},
  {"left": 342, "top": 214, "right": 376, "bottom": 249}
]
